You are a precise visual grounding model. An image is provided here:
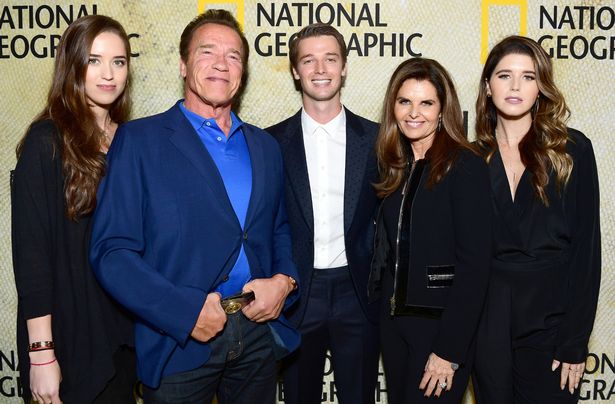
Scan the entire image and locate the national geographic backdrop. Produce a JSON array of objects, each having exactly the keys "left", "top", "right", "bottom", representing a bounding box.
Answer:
[{"left": 0, "top": 0, "right": 613, "bottom": 402}]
